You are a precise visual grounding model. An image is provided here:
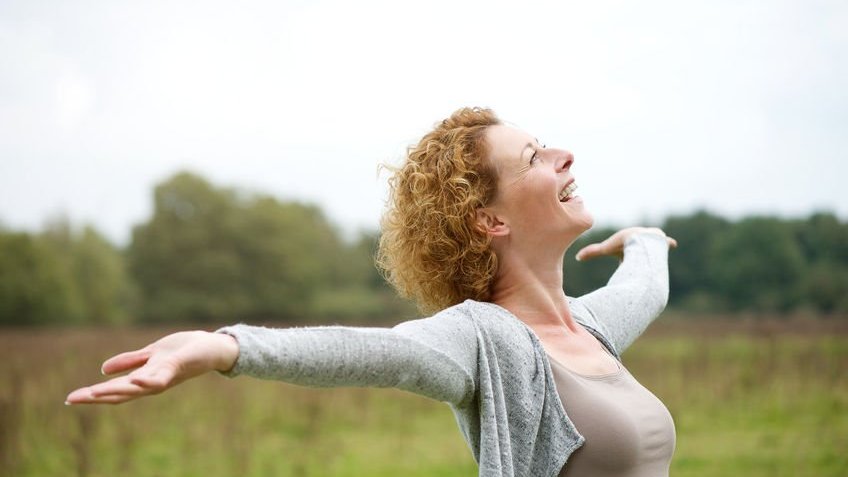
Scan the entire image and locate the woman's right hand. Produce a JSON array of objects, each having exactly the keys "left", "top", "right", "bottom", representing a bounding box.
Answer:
[
  {"left": 65, "top": 331, "right": 239, "bottom": 405},
  {"left": 575, "top": 227, "right": 677, "bottom": 262}
]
